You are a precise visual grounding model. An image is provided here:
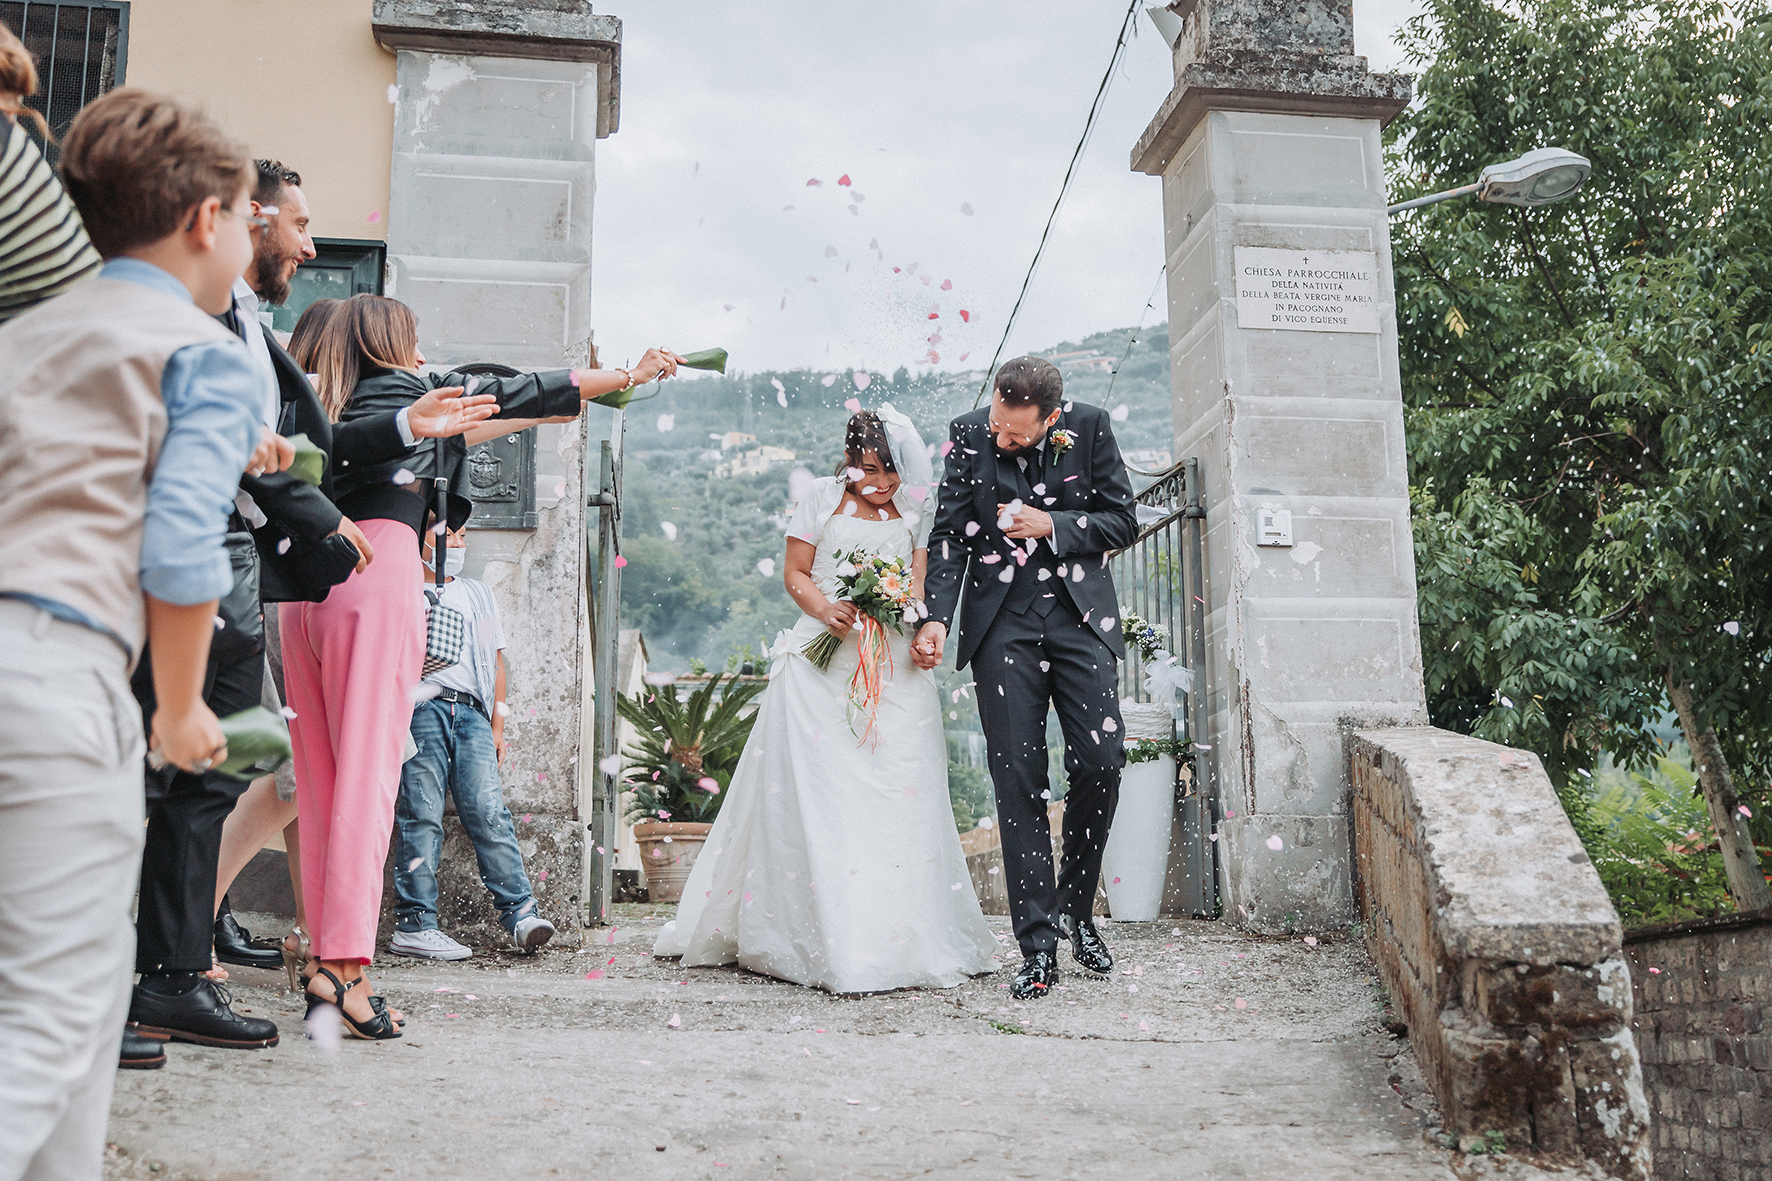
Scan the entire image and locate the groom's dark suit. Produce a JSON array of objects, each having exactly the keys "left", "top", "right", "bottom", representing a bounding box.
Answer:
[{"left": 924, "top": 402, "right": 1138, "bottom": 955}]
